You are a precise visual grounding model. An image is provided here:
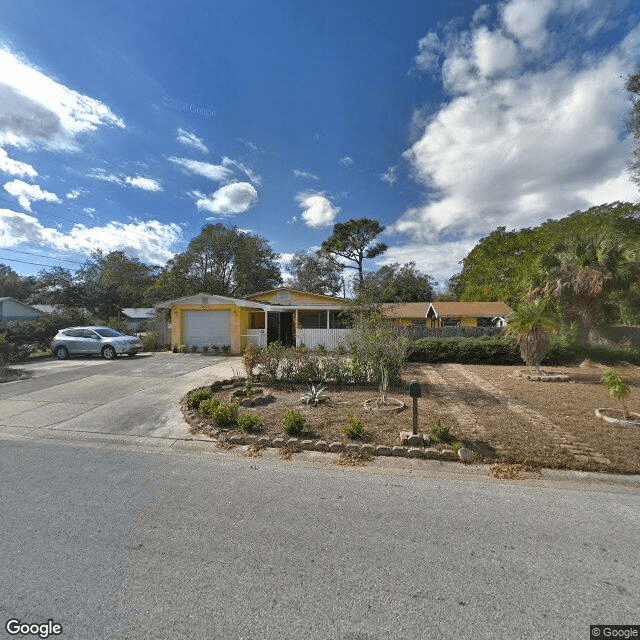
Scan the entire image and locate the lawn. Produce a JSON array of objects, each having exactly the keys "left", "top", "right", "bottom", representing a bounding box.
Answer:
[{"left": 183, "top": 361, "right": 640, "bottom": 474}]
